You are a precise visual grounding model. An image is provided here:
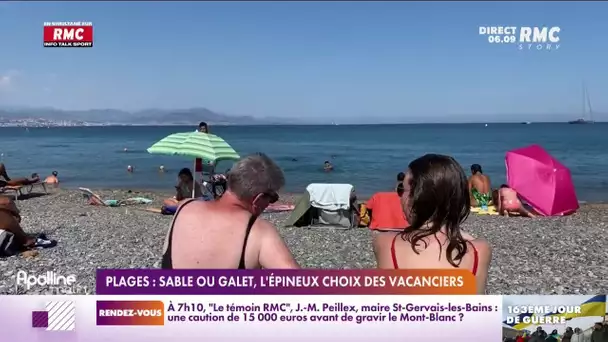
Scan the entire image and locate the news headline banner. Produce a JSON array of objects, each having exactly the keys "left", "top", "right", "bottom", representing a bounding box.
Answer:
[
  {"left": 96, "top": 269, "right": 476, "bottom": 295},
  {"left": 0, "top": 295, "right": 502, "bottom": 341}
]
